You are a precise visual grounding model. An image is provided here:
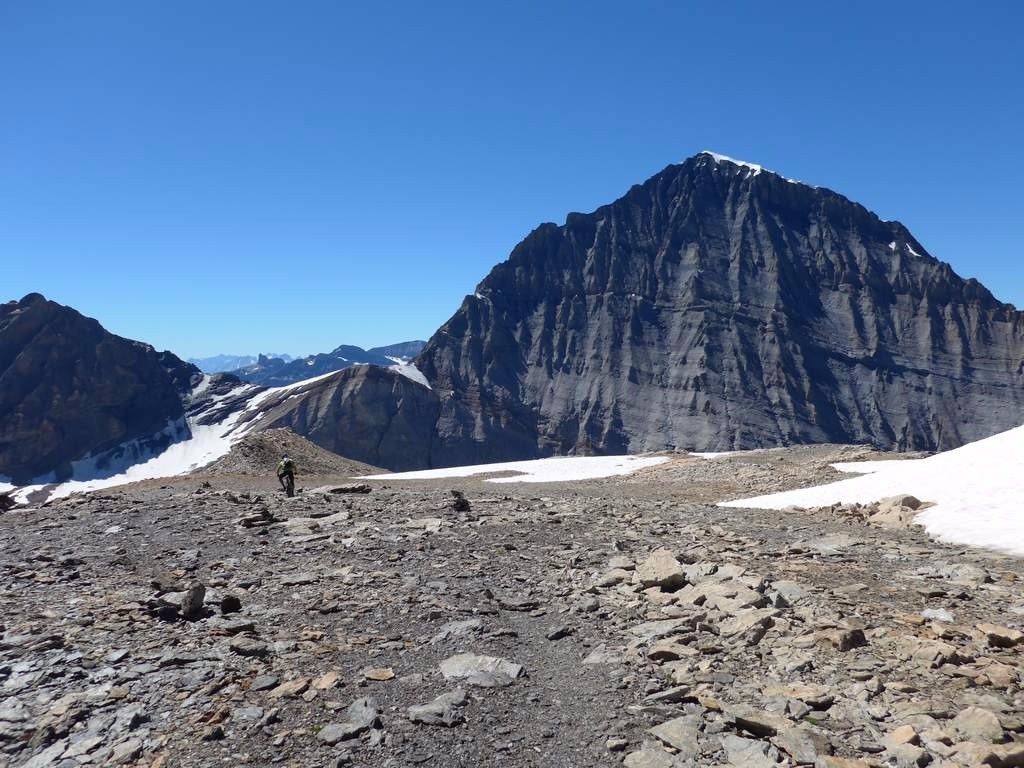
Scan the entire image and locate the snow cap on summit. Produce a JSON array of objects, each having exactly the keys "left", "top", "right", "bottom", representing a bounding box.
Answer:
[
  {"left": 696, "top": 151, "right": 807, "bottom": 186},
  {"left": 698, "top": 151, "right": 764, "bottom": 175}
]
